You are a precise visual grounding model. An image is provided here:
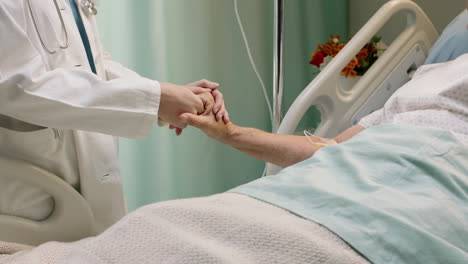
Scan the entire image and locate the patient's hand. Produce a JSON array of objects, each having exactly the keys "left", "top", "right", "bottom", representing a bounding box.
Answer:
[{"left": 179, "top": 111, "right": 234, "bottom": 142}]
